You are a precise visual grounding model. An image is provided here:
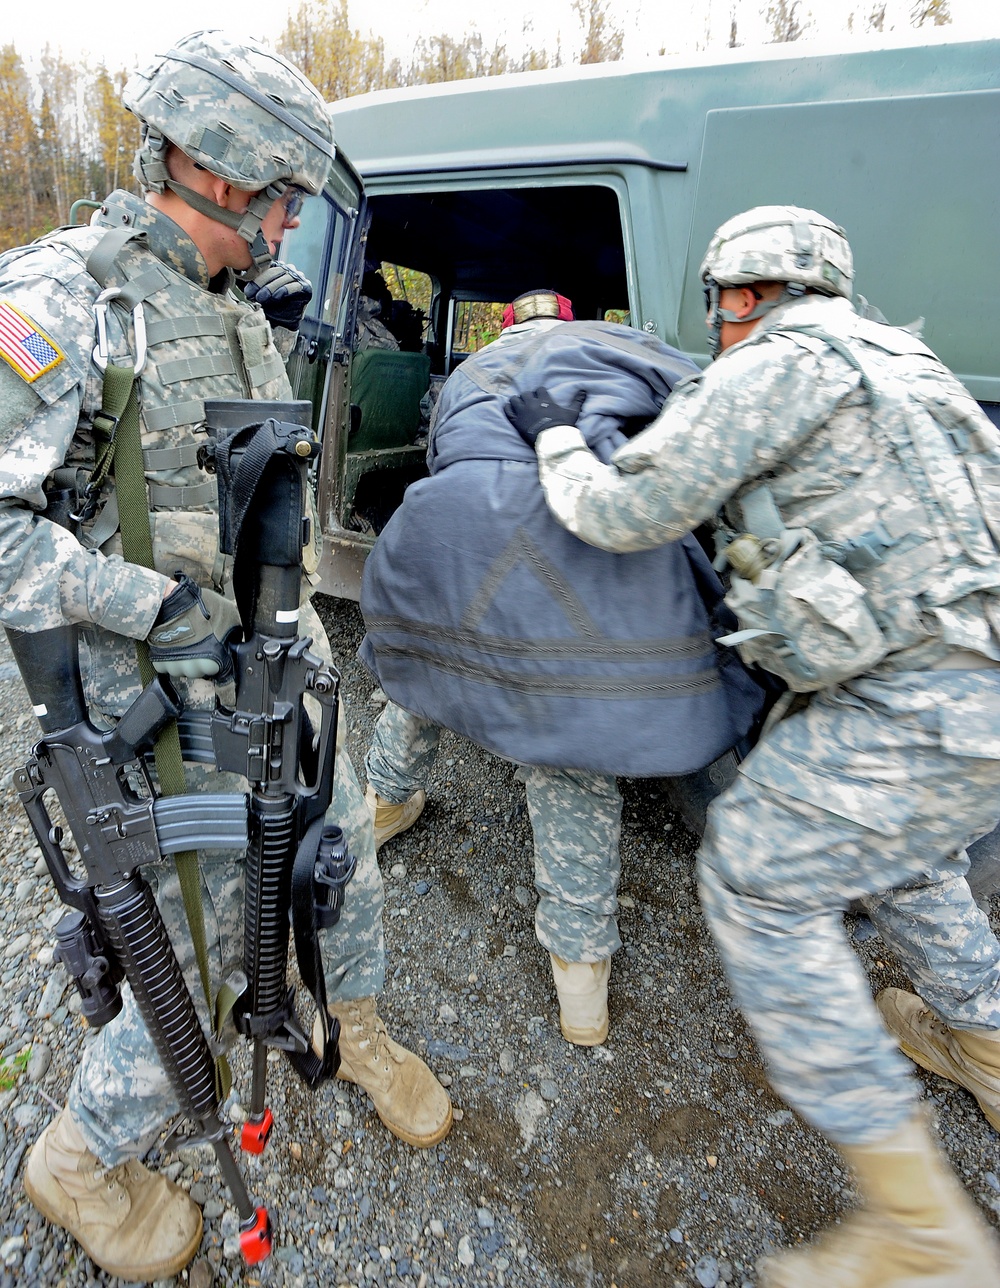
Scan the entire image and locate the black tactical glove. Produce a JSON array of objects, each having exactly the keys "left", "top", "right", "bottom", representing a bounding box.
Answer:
[
  {"left": 242, "top": 262, "right": 314, "bottom": 331},
  {"left": 503, "top": 386, "right": 586, "bottom": 448},
  {"left": 147, "top": 574, "right": 242, "bottom": 681}
]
